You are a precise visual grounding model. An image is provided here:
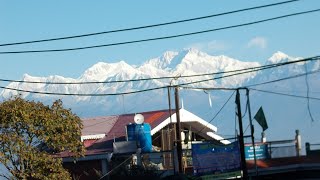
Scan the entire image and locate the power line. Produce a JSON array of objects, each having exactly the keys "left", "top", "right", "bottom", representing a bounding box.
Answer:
[
  {"left": 177, "top": 59, "right": 320, "bottom": 88},
  {"left": 99, "top": 155, "right": 133, "bottom": 179},
  {"left": 0, "top": 0, "right": 300, "bottom": 47},
  {"left": 0, "top": 67, "right": 262, "bottom": 96},
  {"left": 196, "top": 91, "right": 236, "bottom": 135},
  {"left": 1, "top": 56, "right": 319, "bottom": 85},
  {"left": 0, "top": 85, "right": 166, "bottom": 96},
  {"left": 304, "top": 63, "right": 315, "bottom": 121},
  {"left": 244, "top": 124, "right": 250, "bottom": 134},
  {"left": 1, "top": 9, "right": 319, "bottom": 54},
  {"left": 1, "top": 56, "right": 320, "bottom": 96},
  {"left": 181, "top": 87, "right": 238, "bottom": 91},
  {"left": 181, "top": 69, "right": 320, "bottom": 97},
  {"left": 249, "top": 88, "right": 320, "bottom": 100},
  {"left": 0, "top": 66, "right": 258, "bottom": 84},
  {"left": 245, "top": 69, "right": 320, "bottom": 87}
]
